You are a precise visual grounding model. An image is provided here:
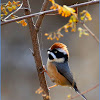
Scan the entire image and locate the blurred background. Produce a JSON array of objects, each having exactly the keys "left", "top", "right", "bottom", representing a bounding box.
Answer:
[{"left": 1, "top": 0, "right": 99, "bottom": 100}]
